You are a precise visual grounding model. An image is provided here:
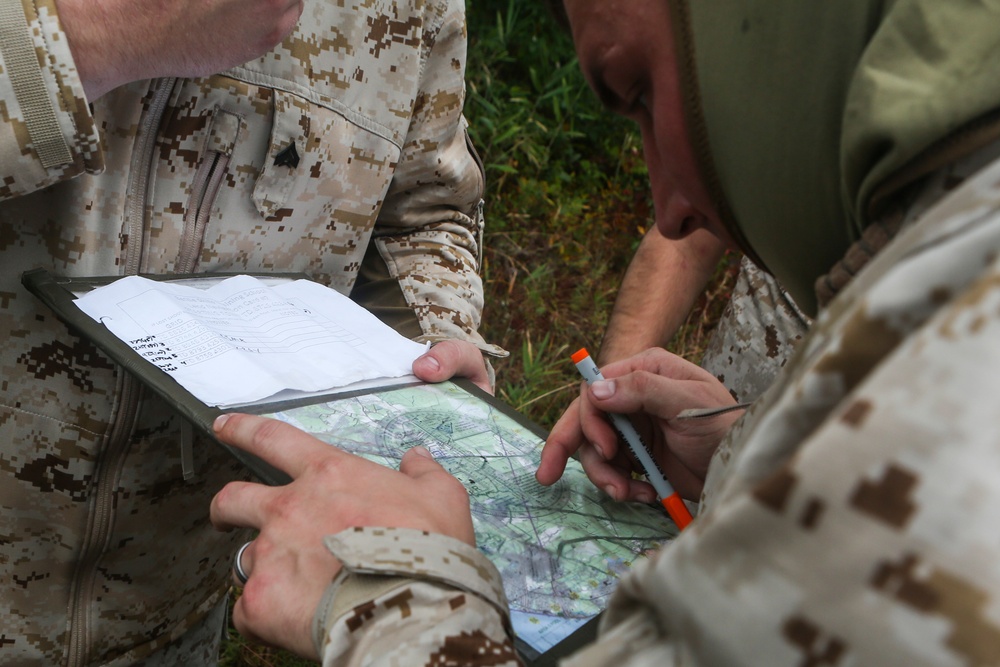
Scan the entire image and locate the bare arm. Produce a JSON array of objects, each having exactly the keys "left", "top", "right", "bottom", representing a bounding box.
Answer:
[
  {"left": 598, "top": 227, "right": 725, "bottom": 363},
  {"left": 56, "top": 0, "right": 304, "bottom": 100},
  {"left": 536, "top": 229, "right": 729, "bottom": 493},
  {"left": 0, "top": 0, "right": 302, "bottom": 198}
]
